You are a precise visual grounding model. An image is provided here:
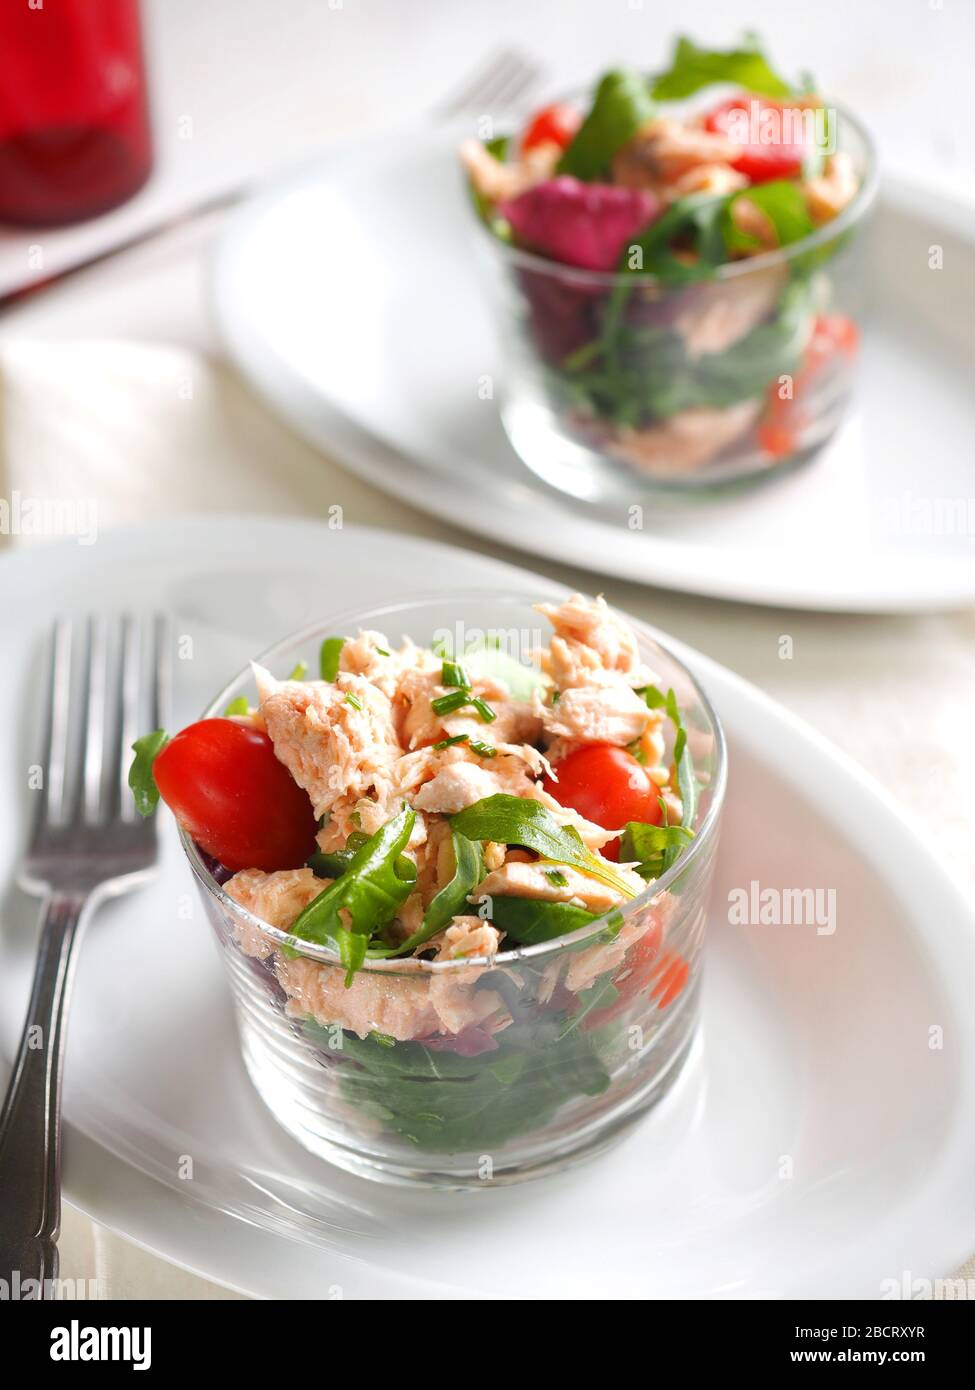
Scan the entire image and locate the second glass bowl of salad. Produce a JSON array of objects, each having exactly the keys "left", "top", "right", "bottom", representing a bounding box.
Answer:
[
  {"left": 462, "top": 37, "right": 878, "bottom": 498},
  {"left": 168, "top": 592, "right": 726, "bottom": 1187}
]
